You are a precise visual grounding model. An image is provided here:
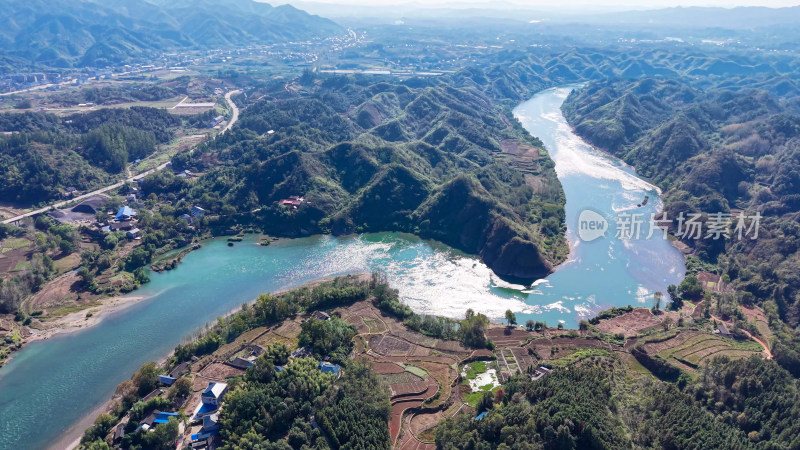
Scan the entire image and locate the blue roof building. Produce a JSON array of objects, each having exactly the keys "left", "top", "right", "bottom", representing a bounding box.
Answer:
[
  {"left": 158, "top": 375, "right": 177, "bottom": 386},
  {"left": 318, "top": 362, "right": 340, "bottom": 376},
  {"left": 153, "top": 411, "right": 179, "bottom": 425},
  {"left": 475, "top": 411, "right": 488, "bottom": 420},
  {"left": 115, "top": 206, "right": 137, "bottom": 221}
]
